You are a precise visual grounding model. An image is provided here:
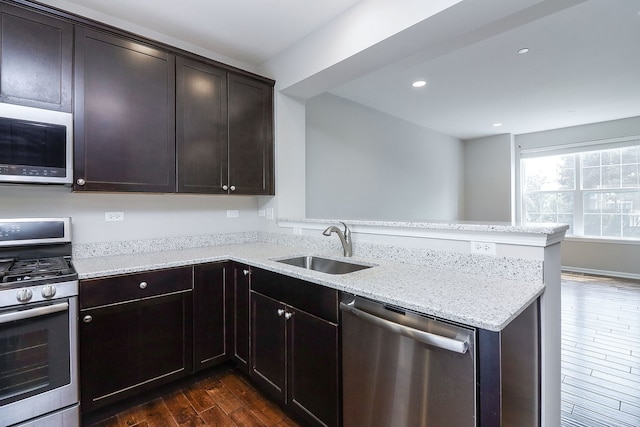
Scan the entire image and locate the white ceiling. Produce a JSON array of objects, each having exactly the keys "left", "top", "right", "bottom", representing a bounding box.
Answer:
[
  {"left": 36, "top": 0, "right": 640, "bottom": 140},
  {"left": 38, "top": 0, "right": 363, "bottom": 66},
  {"left": 330, "top": 0, "right": 640, "bottom": 139}
]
